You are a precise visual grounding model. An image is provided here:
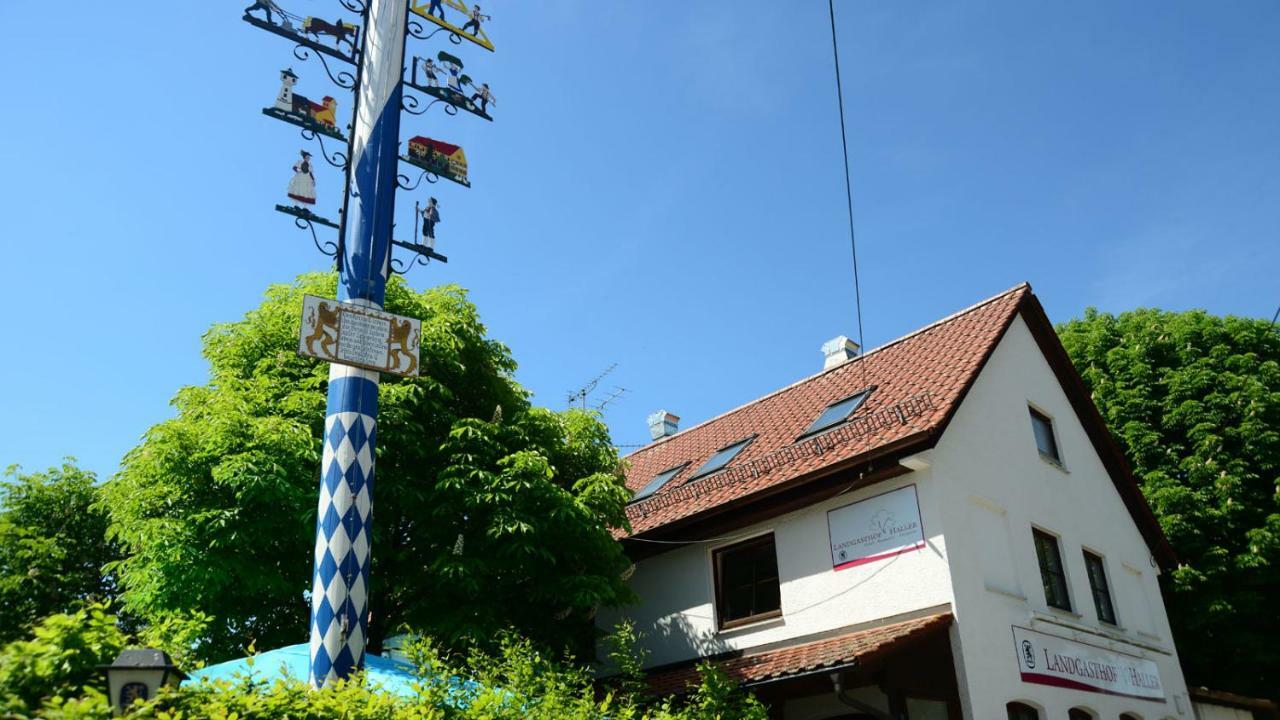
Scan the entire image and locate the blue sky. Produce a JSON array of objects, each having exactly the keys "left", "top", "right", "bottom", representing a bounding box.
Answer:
[{"left": 1, "top": 1, "right": 1276, "bottom": 479}]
